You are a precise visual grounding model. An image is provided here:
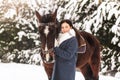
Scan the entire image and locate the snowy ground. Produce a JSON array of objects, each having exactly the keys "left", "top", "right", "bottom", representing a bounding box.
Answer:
[{"left": 0, "top": 63, "right": 119, "bottom": 80}]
